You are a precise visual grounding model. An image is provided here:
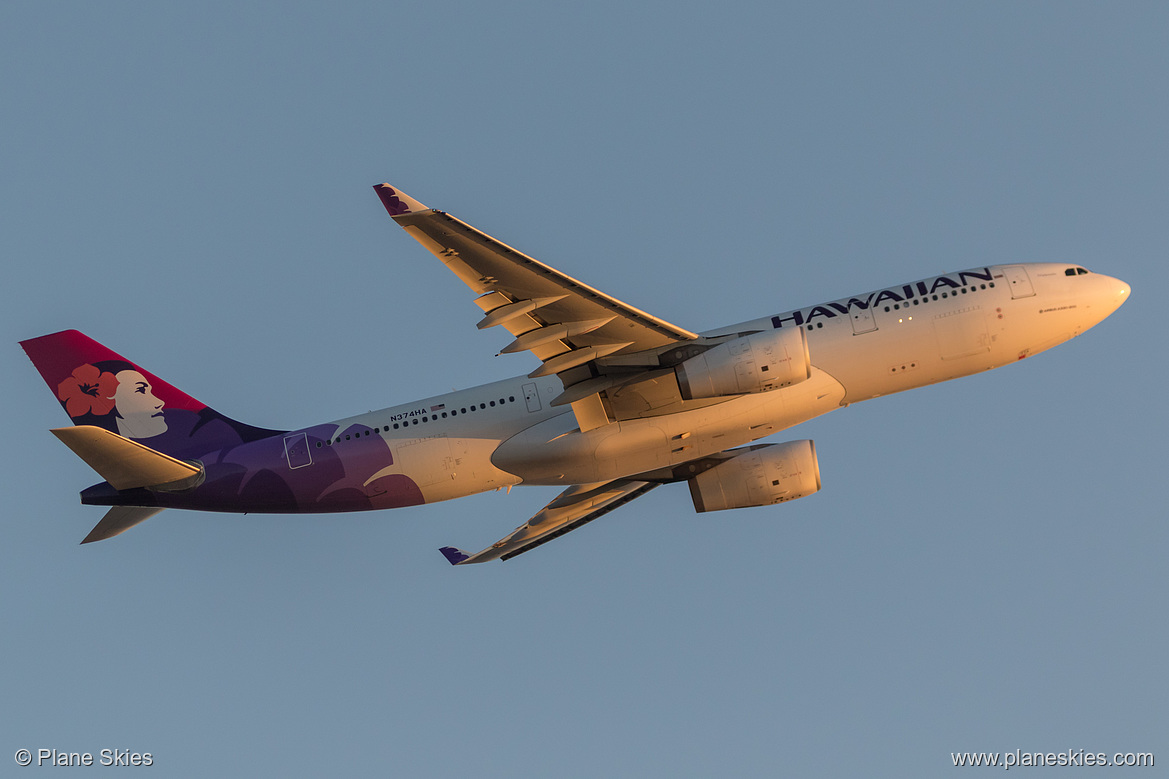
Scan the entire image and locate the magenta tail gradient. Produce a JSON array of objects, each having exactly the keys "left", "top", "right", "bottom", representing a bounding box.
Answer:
[{"left": 20, "top": 330, "right": 282, "bottom": 461}]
